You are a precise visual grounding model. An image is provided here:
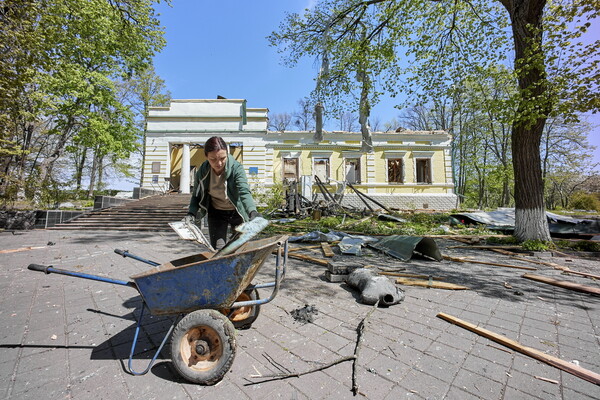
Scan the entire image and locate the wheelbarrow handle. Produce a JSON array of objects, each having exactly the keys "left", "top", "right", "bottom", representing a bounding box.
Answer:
[
  {"left": 27, "top": 263, "right": 136, "bottom": 288},
  {"left": 114, "top": 249, "right": 159, "bottom": 267},
  {"left": 28, "top": 264, "right": 52, "bottom": 274}
]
